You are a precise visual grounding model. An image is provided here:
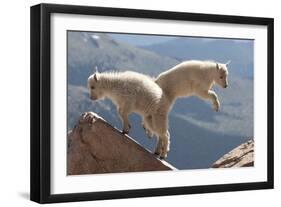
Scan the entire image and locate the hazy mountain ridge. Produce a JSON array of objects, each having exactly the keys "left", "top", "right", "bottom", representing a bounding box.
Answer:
[
  {"left": 68, "top": 32, "right": 179, "bottom": 86},
  {"left": 143, "top": 37, "right": 254, "bottom": 78}
]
